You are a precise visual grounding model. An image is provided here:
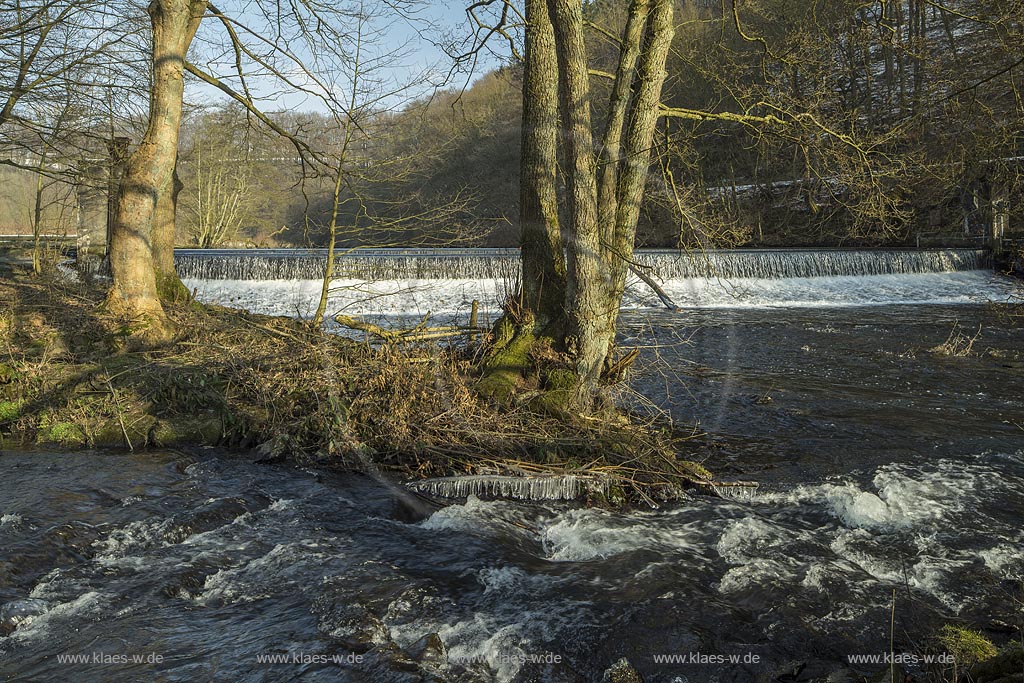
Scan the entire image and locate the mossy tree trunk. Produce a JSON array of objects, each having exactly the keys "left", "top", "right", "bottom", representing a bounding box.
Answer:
[
  {"left": 494, "top": 0, "right": 674, "bottom": 412},
  {"left": 480, "top": 0, "right": 566, "bottom": 403},
  {"left": 548, "top": 0, "right": 611, "bottom": 401},
  {"left": 105, "top": 0, "right": 205, "bottom": 339}
]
